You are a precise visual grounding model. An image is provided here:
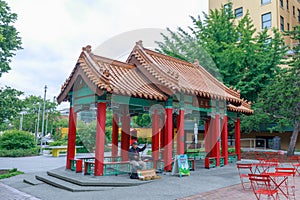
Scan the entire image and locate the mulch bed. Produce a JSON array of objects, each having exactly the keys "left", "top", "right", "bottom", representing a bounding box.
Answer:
[{"left": 0, "top": 169, "right": 9, "bottom": 175}]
